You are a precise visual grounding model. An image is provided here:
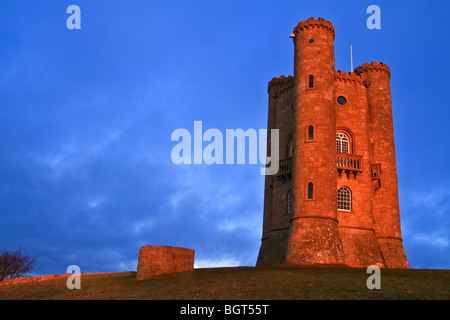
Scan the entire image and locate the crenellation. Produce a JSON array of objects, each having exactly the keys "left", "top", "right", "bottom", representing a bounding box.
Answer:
[
  {"left": 268, "top": 75, "right": 294, "bottom": 99},
  {"left": 294, "top": 17, "right": 335, "bottom": 39},
  {"left": 355, "top": 61, "right": 391, "bottom": 78},
  {"left": 335, "top": 70, "right": 367, "bottom": 86}
]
